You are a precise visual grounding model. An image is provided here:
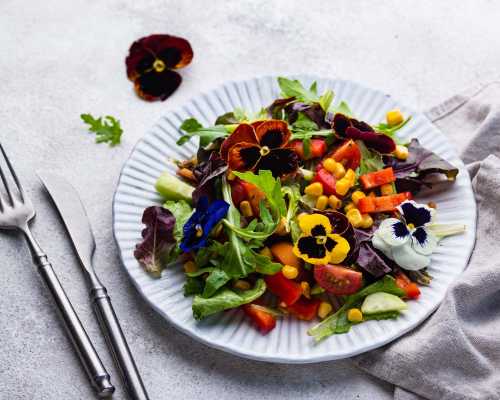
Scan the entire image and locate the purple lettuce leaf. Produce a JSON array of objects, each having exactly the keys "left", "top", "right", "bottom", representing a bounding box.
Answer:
[
  {"left": 192, "top": 153, "right": 228, "bottom": 204},
  {"left": 134, "top": 206, "right": 176, "bottom": 278},
  {"left": 353, "top": 227, "right": 393, "bottom": 278},
  {"left": 384, "top": 138, "right": 459, "bottom": 194}
]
